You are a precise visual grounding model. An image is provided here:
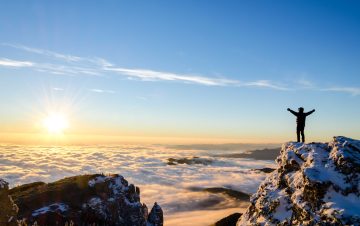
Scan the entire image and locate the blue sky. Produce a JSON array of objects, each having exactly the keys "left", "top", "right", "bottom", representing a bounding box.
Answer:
[{"left": 0, "top": 1, "right": 359, "bottom": 143}]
